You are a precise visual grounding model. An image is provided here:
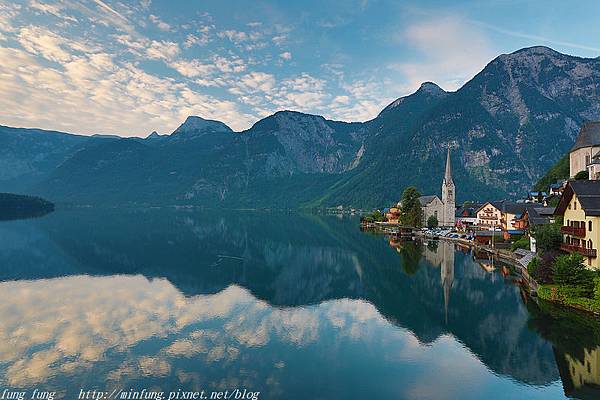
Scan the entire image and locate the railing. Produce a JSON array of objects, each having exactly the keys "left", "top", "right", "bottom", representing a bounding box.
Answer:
[
  {"left": 561, "top": 243, "right": 597, "bottom": 257},
  {"left": 560, "top": 225, "right": 586, "bottom": 237}
]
